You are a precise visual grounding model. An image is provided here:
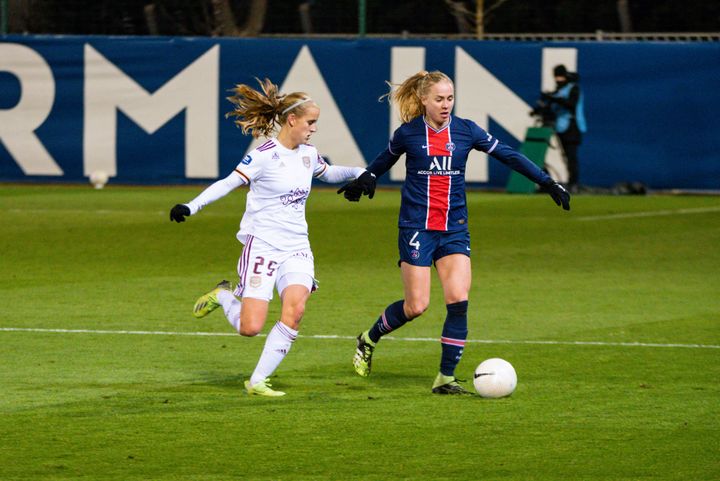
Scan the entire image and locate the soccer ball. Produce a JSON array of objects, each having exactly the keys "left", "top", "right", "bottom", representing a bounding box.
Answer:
[
  {"left": 473, "top": 358, "right": 517, "bottom": 398},
  {"left": 89, "top": 170, "right": 109, "bottom": 189}
]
